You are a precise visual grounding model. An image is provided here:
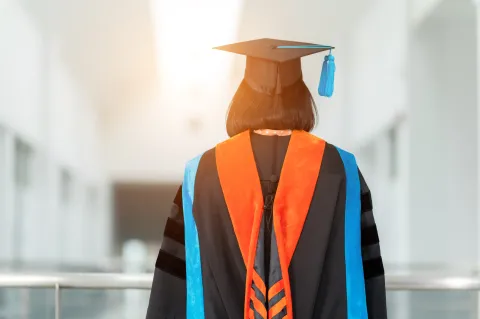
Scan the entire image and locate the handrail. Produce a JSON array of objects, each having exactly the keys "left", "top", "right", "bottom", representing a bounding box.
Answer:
[
  {"left": 387, "top": 275, "right": 480, "bottom": 291},
  {"left": 1, "top": 273, "right": 479, "bottom": 319},
  {"left": 0, "top": 273, "right": 153, "bottom": 289},
  {"left": 0, "top": 273, "right": 480, "bottom": 291}
]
